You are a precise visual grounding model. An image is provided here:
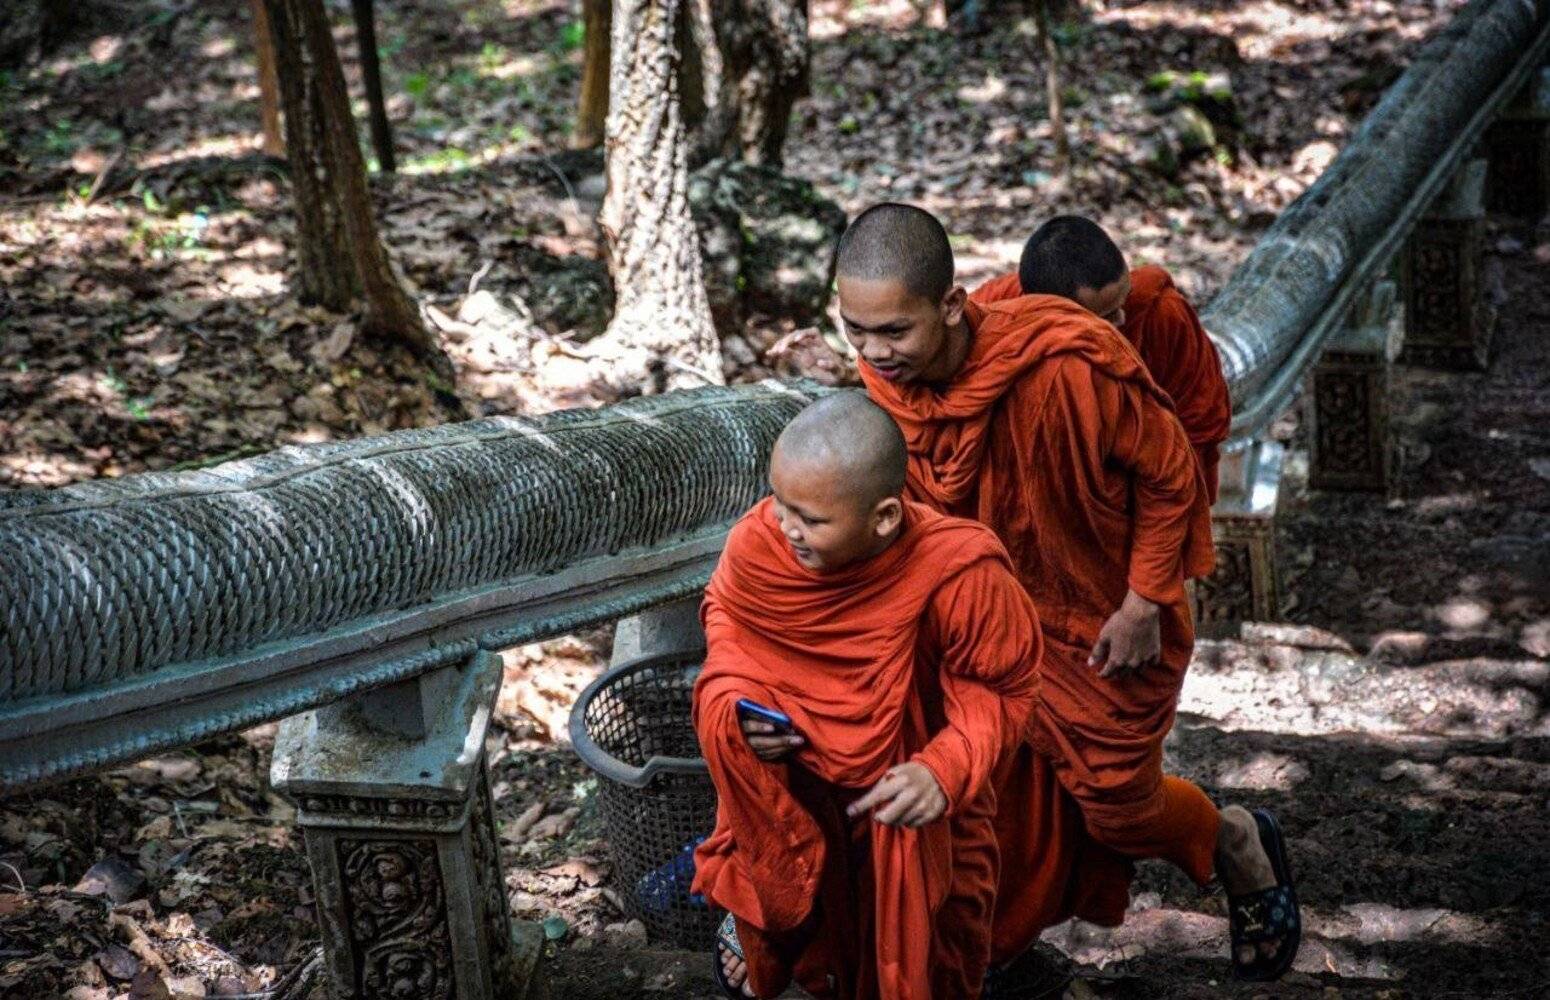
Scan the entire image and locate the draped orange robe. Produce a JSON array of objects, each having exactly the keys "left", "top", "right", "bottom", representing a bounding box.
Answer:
[
  {"left": 692, "top": 498, "right": 1080, "bottom": 999},
  {"left": 861, "top": 294, "right": 1222, "bottom": 933},
  {"left": 974, "top": 266, "right": 1232, "bottom": 502}
]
